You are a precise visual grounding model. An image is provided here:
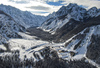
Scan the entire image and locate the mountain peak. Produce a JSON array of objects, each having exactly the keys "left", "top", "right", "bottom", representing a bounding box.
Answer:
[
  {"left": 87, "top": 7, "right": 100, "bottom": 17},
  {"left": 67, "top": 3, "right": 78, "bottom": 8},
  {"left": 55, "top": 3, "right": 86, "bottom": 21},
  {"left": 41, "top": 3, "right": 100, "bottom": 33}
]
